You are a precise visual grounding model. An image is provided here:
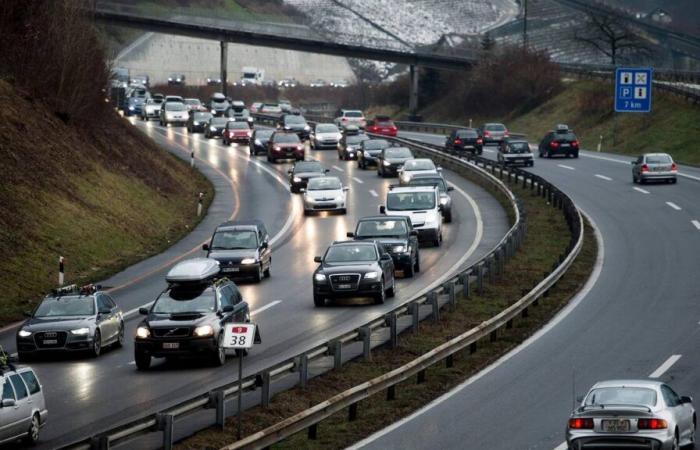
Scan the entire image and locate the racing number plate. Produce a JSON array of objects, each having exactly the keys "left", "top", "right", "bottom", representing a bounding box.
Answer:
[
  {"left": 602, "top": 419, "right": 630, "bottom": 432},
  {"left": 163, "top": 342, "right": 179, "bottom": 349}
]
